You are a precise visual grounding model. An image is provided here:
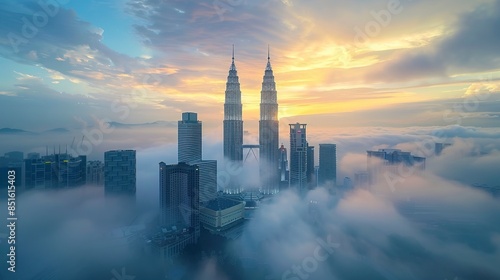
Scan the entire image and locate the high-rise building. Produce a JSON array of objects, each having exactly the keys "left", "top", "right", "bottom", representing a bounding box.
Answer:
[
  {"left": 343, "top": 177, "right": 353, "bottom": 189},
  {"left": 278, "top": 144, "right": 289, "bottom": 191},
  {"left": 435, "top": 143, "right": 452, "bottom": 156},
  {"left": 178, "top": 112, "right": 217, "bottom": 203},
  {"left": 314, "top": 165, "right": 320, "bottom": 188},
  {"left": 223, "top": 46, "right": 244, "bottom": 162},
  {"left": 24, "top": 152, "right": 86, "bottom": 190},
  {"left": 319, "top": 144, "right": 337, "bottom": 188},
  {"left": 26, "top": 152, "right": 40, "bottom": 159},
  {"left": 2, "top": 151, "right": 23, "bottom": 161},
  {"left": 259, "top": 48, "right": 280, "bottom": 194},
  {"left": 307, "top": 145, "right": 315, "bottom": 189},
  {"left": 354, "top": 172, "right": 369, "bottom": 188},
  {"left": 87, "top": 160, "right": 104, "bottom": 186},
  {"left": 178, "top": 112, "right": 202, "bottom": 163},
  {"left": 194, "top": 160, "right": 217, "bottom": 203},
  {"left": 367, "top": 149, "right": 426, "bottom": 185},
  {"left": 104, "top": 150, "right": 136, "bottom": 197},
  {"left": 289, "top": 123, "right": 308, "bottom": 192},
  {"left": 159, "top": 162, "right": 200, "bottom": 241},
  {"left": 23, "top": 154, "right": 43, "bottom": 190},
  {"left": 0, "top": 152, "right": 24, "bottom": 197}
]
